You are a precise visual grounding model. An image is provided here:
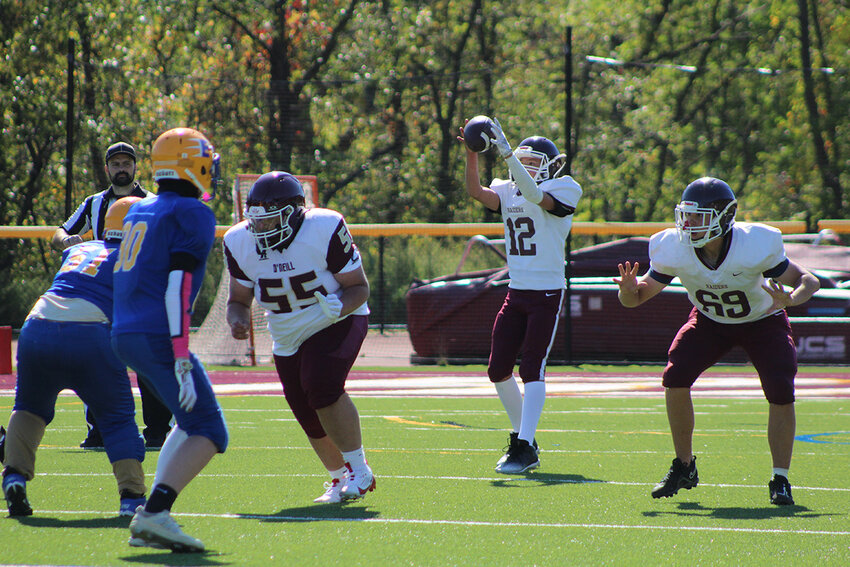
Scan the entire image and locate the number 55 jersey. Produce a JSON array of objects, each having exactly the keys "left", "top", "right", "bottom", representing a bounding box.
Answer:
[
  {"left": 223, "top": 207, "right": 369, "bottom": 356},
  {"left": 648, "top": 222, "right": 789, "bottom": 324}
]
